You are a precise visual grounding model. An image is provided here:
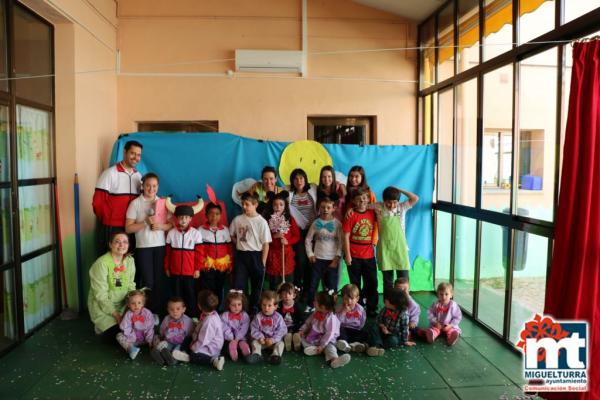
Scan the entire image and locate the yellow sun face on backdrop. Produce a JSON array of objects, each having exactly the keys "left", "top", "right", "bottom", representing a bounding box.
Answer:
[{"left": 278, "top": 140, "right": 333, "bottom": 185}]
